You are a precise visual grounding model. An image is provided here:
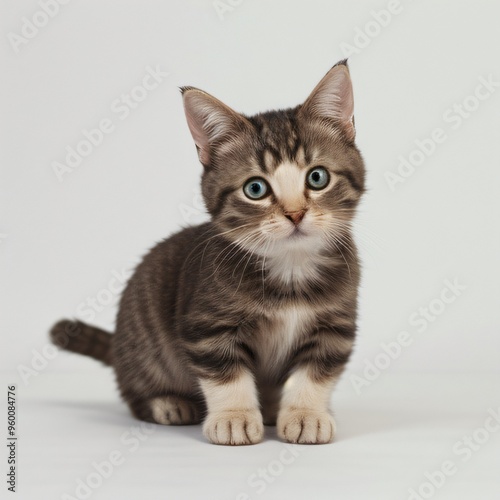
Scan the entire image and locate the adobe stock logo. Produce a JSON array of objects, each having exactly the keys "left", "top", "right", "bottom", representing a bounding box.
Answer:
[
  {"left": 7, "top": 0, "right": 72, "bottom": 54},
  {"left": 340, "top": 0, "right": 405, "bottom": 57},
  {"left": 213, "top": 0, "right": 244, "bottom": 21},
  {"left": 60, "top": 421, "right": 155, "bottom": 500},
  {"left": 385, "top": 74, "right": 499, "bottom": 191},
  {"left": 51, "top": 65, "right": 170, "bottom": 182},
  {"left": 17, "top": 266, "right": 132, "bottom": 386},
  {"left": 350, "top": 277, "right": 466, "bottom": 394},
  {"left": 235, "top": 444, "right": 302, "bottom": 499},
  {"left": 408, "top": 406, "right": 500, "bottom": 500}
]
